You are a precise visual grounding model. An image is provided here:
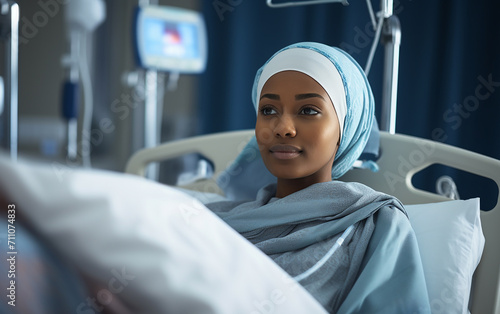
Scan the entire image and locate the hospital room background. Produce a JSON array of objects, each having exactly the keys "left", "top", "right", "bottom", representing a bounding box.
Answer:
[{"left": 1, "top": 0, "right": 499, "bottom": 209}]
